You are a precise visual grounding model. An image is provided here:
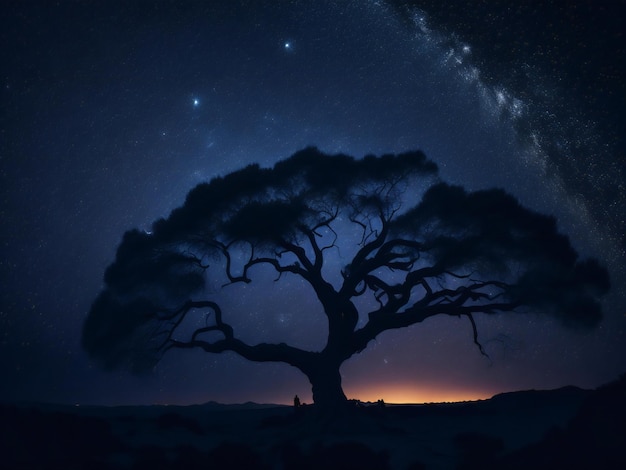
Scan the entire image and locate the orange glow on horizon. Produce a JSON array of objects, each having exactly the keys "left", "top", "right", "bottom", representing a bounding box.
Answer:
[
  {"left": 172, "top": 386, "right": 493, "bottom": 407},
  {"left": 177, "top": 382, "right": 496, "bottom": 407},
  {"left": 344, "top": 383, "right": 493, "bottom": 404}
]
